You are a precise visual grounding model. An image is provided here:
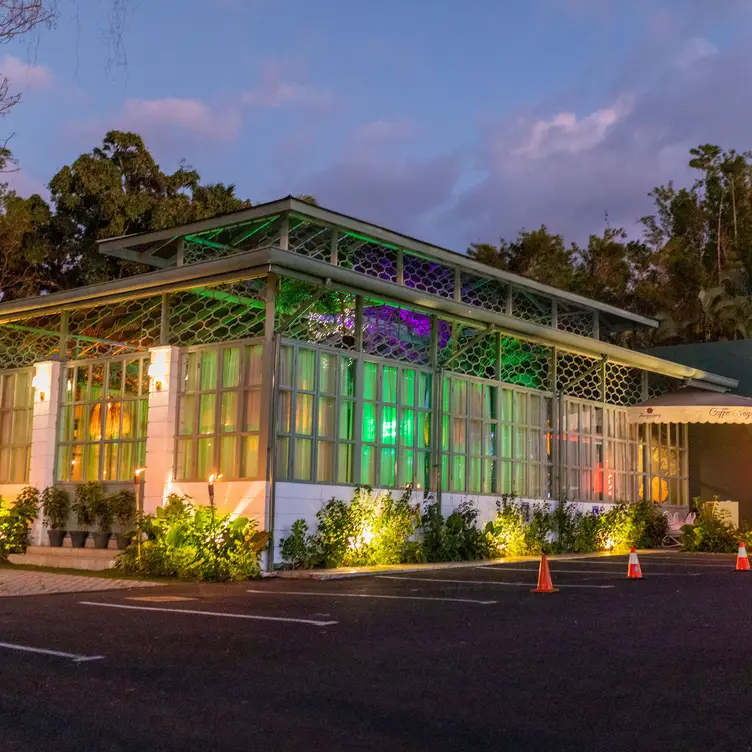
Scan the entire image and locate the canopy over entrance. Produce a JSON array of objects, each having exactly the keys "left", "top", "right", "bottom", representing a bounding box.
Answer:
[{"left": 627, "top": 388, "right": 752, "bottom": 424}]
